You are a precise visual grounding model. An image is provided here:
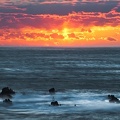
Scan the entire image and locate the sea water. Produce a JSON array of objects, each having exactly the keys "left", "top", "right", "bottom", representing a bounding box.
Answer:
[{"left": 0, "top": 47, "right": 120, "bottom": 120}]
